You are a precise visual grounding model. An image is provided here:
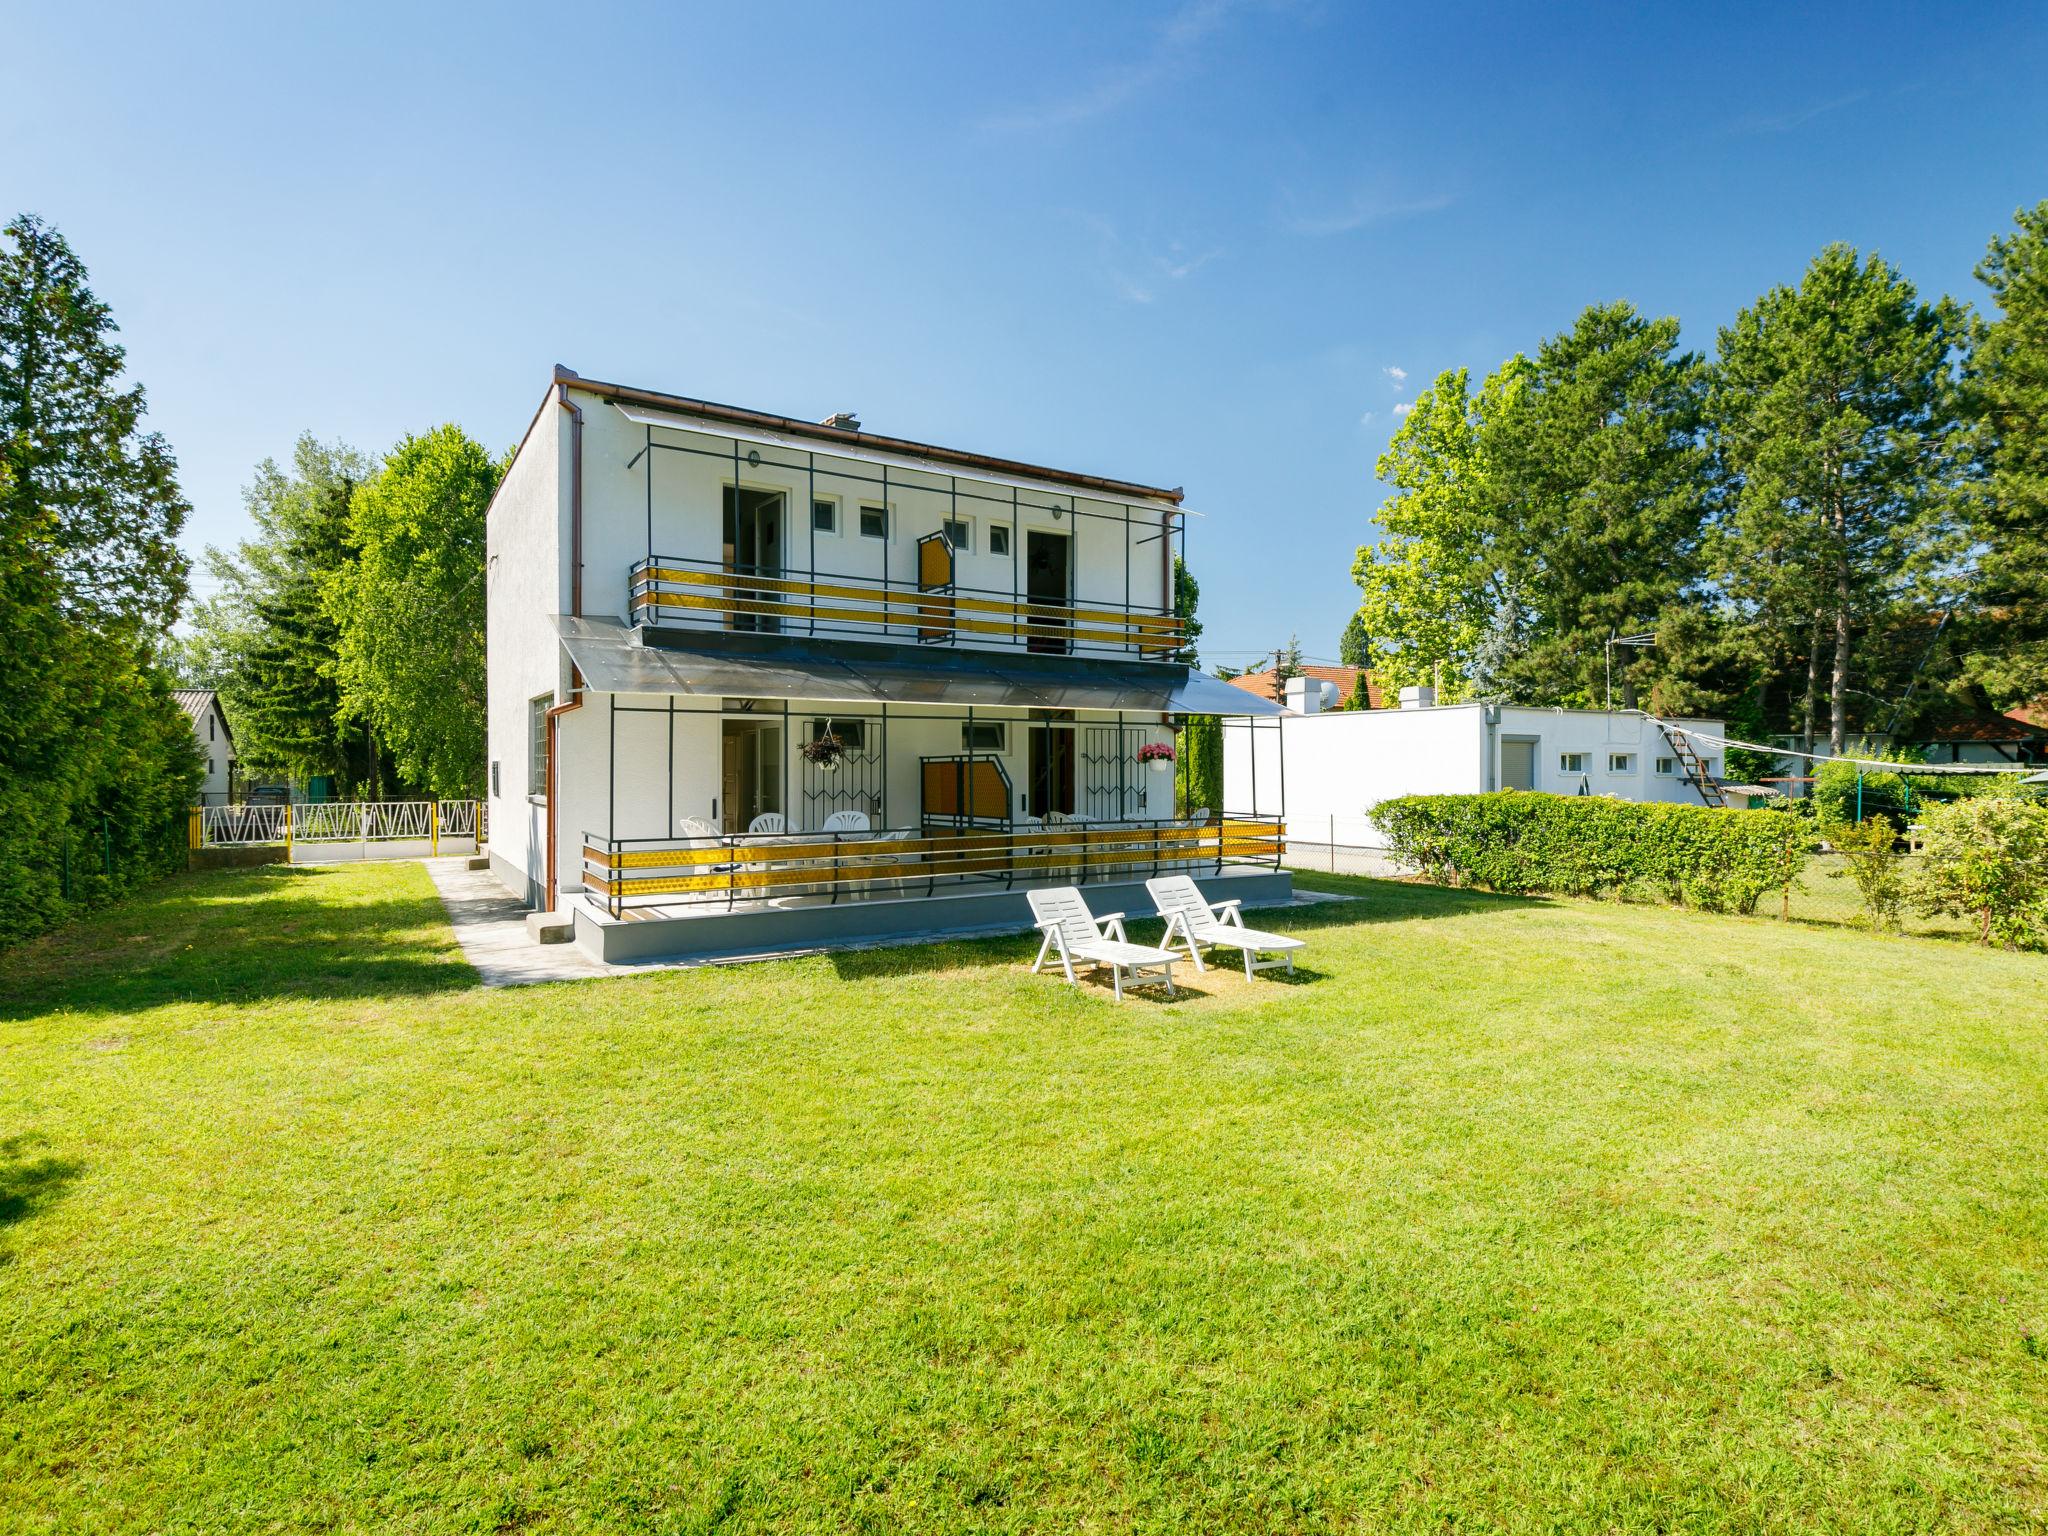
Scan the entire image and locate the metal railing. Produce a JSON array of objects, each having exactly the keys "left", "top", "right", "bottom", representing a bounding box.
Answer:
[
  {"left": 628, "top": 555, "right": 1186, "bottom": 659},
  {"left": 190, "top": 799, "right": 485, "bottom": 857},
  {"left": 581, "top": 815, "right": 1285, "bottom": 918}
]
